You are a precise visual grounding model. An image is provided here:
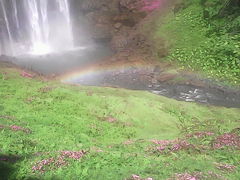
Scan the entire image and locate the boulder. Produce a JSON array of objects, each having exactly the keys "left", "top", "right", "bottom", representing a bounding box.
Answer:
[{"left": 114, "top": 22, "right": 122, "bottom": 29}]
